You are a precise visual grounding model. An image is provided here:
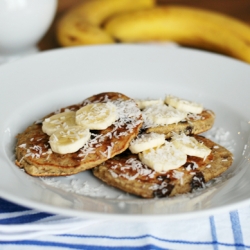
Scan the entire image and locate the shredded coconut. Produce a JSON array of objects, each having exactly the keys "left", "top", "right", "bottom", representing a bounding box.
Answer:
[
  {"left": 172, "top": 170, "right": 184, "bottom": 185},
  {"left": 76, "top": 98, "right": 143, "bottom": 160},
  {"left": 205, "top": 127, "right": 236, "bottom": 152},
  {"left": 41, "top": 177, "right": 107, "bottom": 197},
  {"left": 187, "top": 113, "right": 202, "bottom": 121}
]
